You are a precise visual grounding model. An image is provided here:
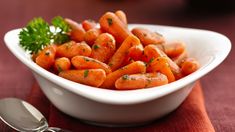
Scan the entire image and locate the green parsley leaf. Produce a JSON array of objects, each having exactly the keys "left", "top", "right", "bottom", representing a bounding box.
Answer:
[
  {"left": 19, "top": 16, "right": 71, "bottom": 54},
  {"left": 93, "top": 45, "right": 100, "bottom": 50},
  {"left": 122, "top": 74, "right": 129, "bottom": 80},
  {"left": 107, "top": 18, "right": 113, "bottom": 26},
  {"left": 19, "top": 17, "right": 52, "bottom": 54},
  {"left": 84, "top": 70, "right": 89, "bottom": 78}
]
